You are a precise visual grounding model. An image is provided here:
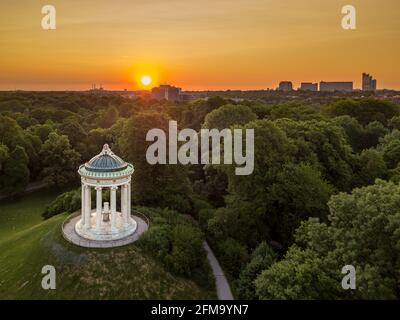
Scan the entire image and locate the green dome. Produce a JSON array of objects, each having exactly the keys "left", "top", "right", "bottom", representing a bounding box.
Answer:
[
  {"left": 85, "top": 144, "right": 127, "bottom": 172},
  {"left": 78, "top": 144, "right": 134, "bottom": 178}
]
